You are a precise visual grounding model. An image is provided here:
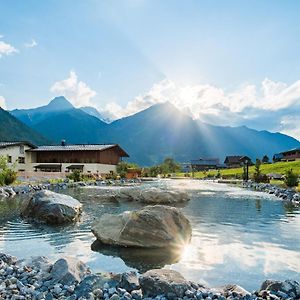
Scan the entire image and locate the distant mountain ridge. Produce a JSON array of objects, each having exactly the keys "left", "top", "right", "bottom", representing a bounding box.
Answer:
[
  {"left": 9, "top": 97, "right": 300, "bottom": 165},
  {"left": 11, "top": 97, "right": 108, "bottom": 144},
  {"left": 80, "top": 106, "right": 109, "bottom": 122},
  {"left": 0, "top": 108, "right": 50, "bottom": 145}
]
